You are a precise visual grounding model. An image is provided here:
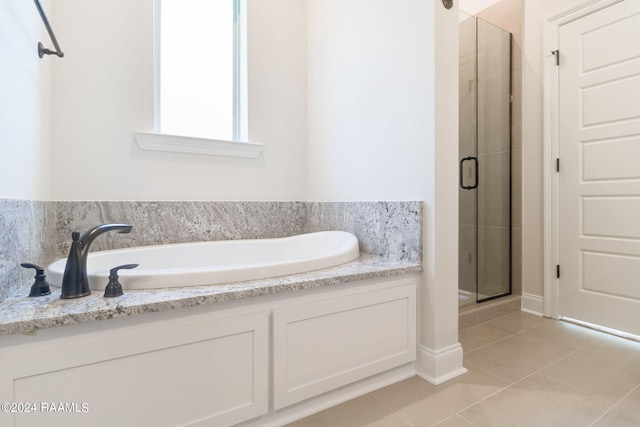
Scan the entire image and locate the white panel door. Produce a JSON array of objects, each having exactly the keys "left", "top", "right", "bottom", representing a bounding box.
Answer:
[{"left": 558, "top": 0, "right": 640, "bottom": 335}]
